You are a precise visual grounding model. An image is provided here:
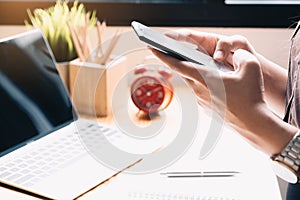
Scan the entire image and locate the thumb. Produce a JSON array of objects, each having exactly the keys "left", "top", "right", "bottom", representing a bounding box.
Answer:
[
  {"left": 213, "top": 37, "right": 231, "bottom": 62},
  {"left": 232, "top": 49, "right": 261, "bottom": 78},
  {"left": 213, "top": 35, "right": 252, "bottom": 64}
]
